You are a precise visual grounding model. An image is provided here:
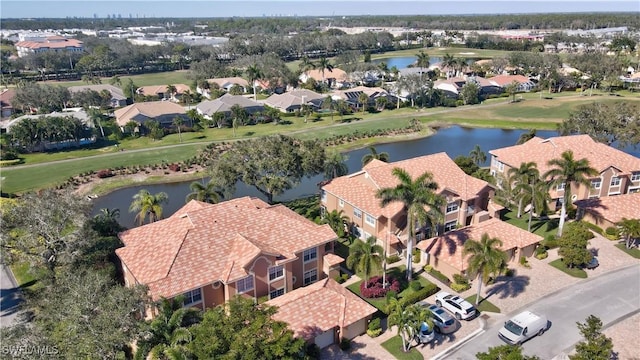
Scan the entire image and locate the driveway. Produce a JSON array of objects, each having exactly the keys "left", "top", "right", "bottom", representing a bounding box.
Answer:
[{"left": 0, "top": 264, "right": 22, "bottom": 328}]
